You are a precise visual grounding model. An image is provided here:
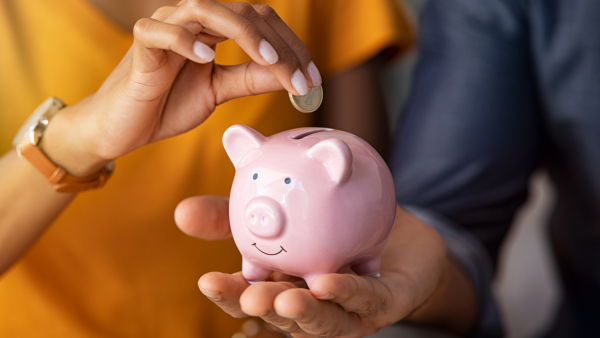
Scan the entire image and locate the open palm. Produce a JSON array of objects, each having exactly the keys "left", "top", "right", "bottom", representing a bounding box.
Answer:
[{"left": 175, "top": 196, "right": 475, "bottom": 337}]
